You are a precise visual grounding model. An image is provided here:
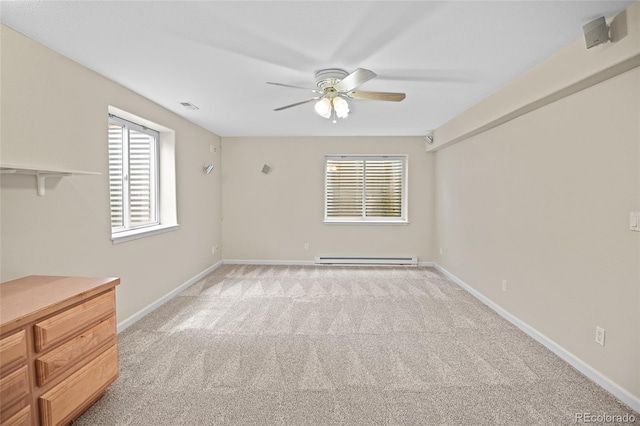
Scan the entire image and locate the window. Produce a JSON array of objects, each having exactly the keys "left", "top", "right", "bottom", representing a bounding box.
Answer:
[
  {"left": 108, "top": 110, "right": 178, "bottom": 243},
  {"left": 324, "top": 155, "right": 407, "bottom": 224}
]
